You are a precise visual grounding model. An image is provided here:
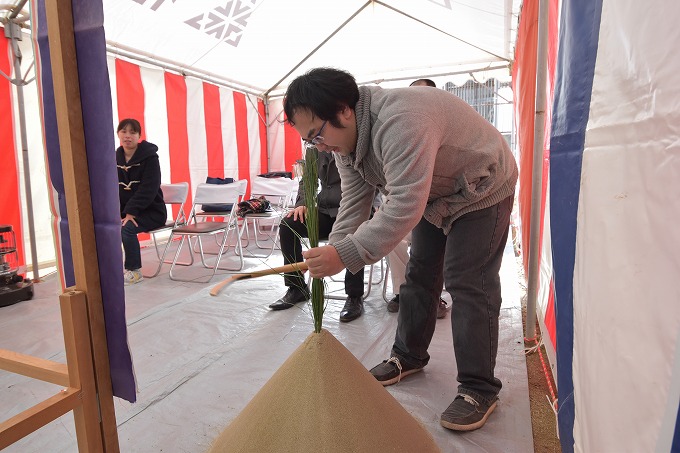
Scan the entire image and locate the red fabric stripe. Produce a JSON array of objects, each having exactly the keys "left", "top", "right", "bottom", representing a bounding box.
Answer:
[
  {"left": 203, "top": 82, "right": 224, "bottom": 178},
  {"left": 512, "top": 0, "right": 537, "bottom": 277},
  {"left": 115, "top": 59, "right": 149, "bottom": 240},
  {"left": 511, "top": 0, "right": 558, "bottom": 276},
  {"left": 233, "top": 91, "right": 251, "bottom": 197},
  {"left": 0, "top": 32, "right": 25, "bottom": 266},
  {"left": 284, "top": 115, "right": 303, "bottom": 174},
  {"left": 115, "top": 59, "right": 146, "bottom": 140},
  {"left": 545, "top": 278, "right": 557, "bottom": 347},
  {"left": 165, "top": 72, "right": 192, "bottom": 214},
  {"left": 257, "top": 99, "right": 268, "bottom": 173}
]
